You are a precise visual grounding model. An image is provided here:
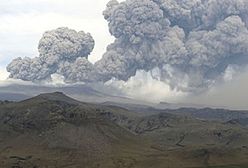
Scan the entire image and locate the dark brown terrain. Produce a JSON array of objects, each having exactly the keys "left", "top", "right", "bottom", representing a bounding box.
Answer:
[{"left": 0, "top": 92, "right": 248, "bottom": 168}]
